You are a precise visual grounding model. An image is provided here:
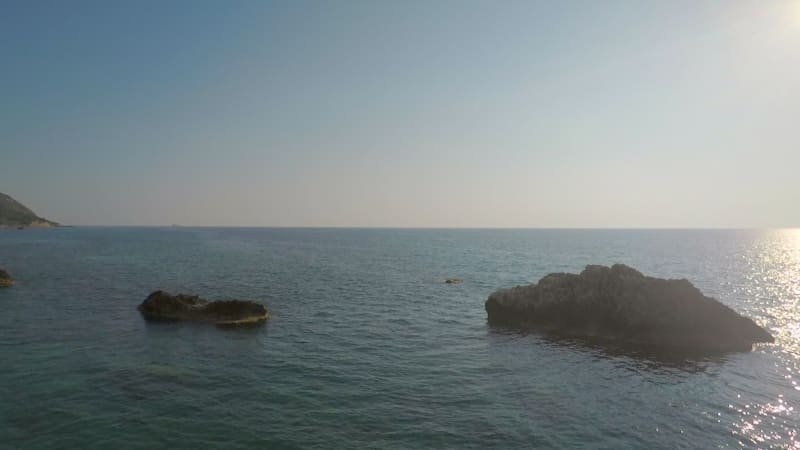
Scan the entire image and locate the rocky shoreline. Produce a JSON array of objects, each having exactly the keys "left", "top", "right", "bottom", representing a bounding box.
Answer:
[{"left": 0, "top": 192, "right": 60, "bottom": 228}]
